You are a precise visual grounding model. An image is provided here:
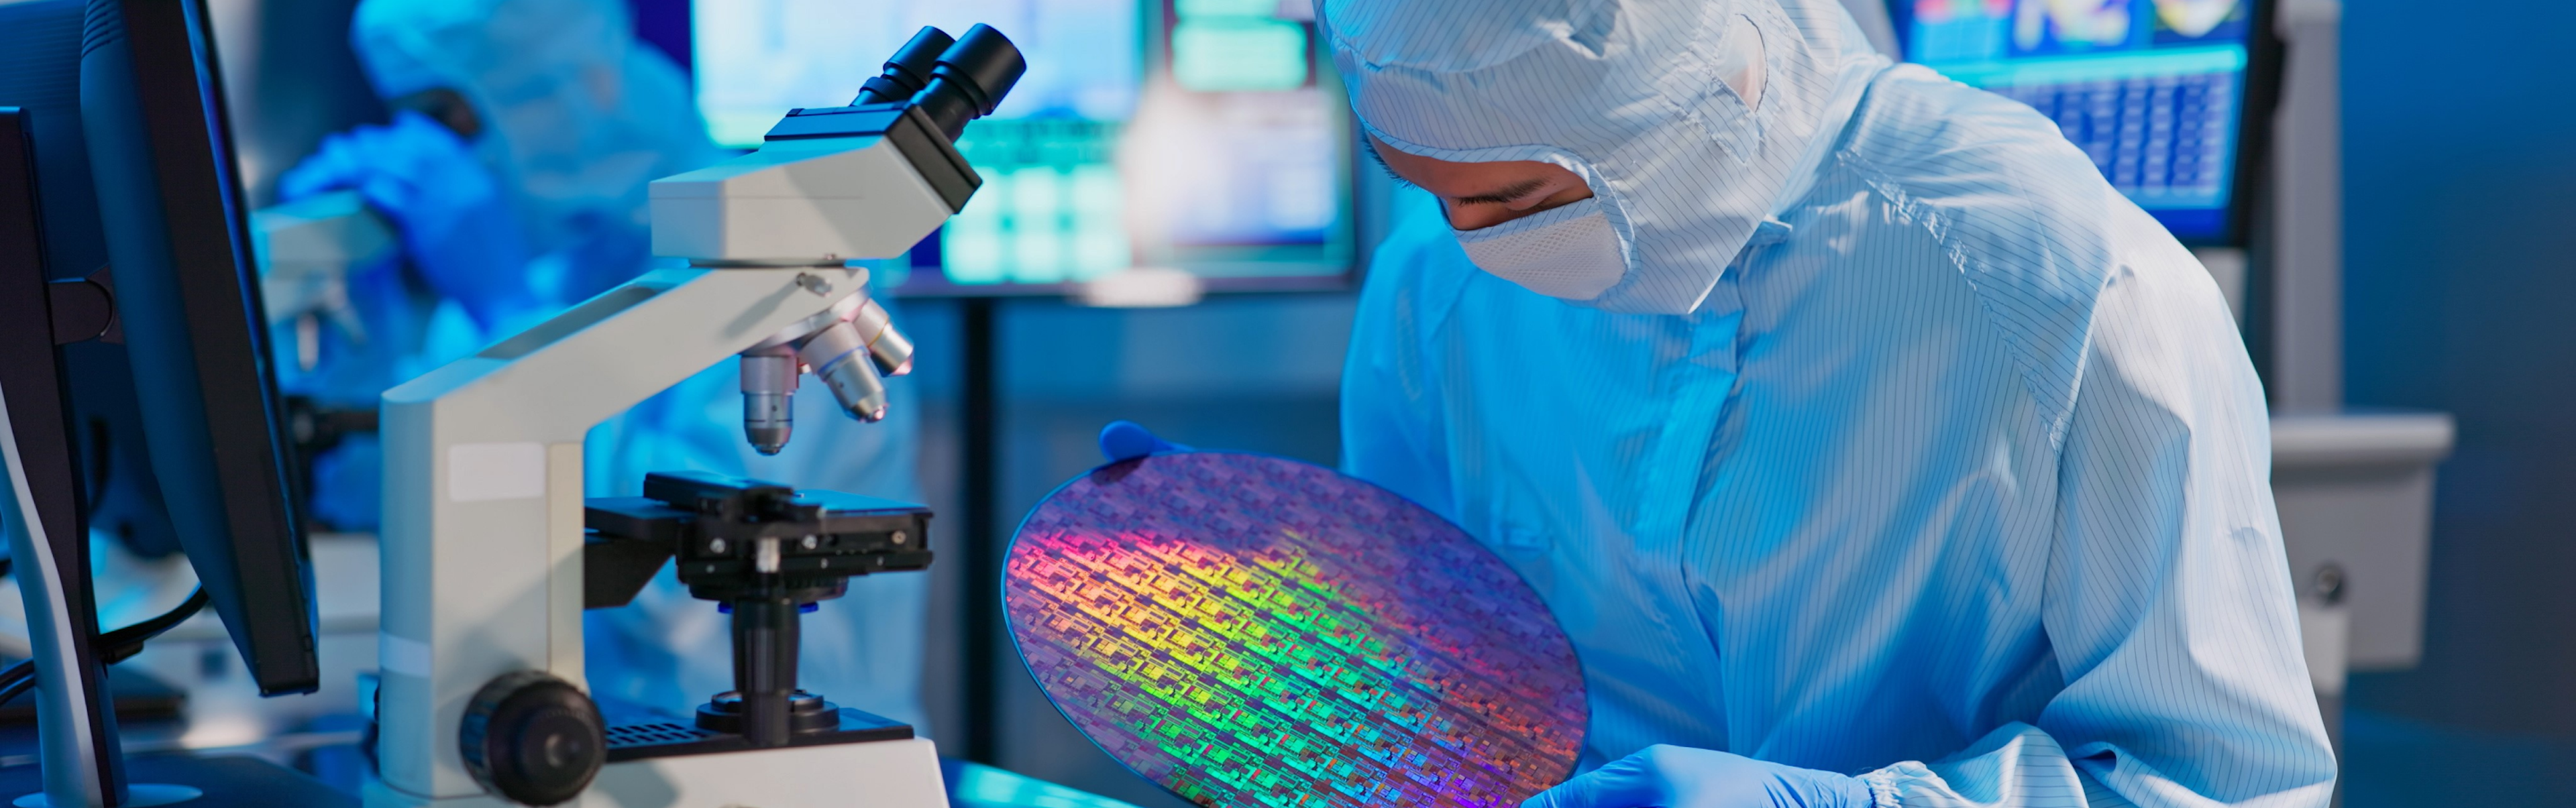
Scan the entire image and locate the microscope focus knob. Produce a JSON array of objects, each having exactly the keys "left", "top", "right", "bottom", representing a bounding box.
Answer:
[{"left": 460, "top": 671, "right": 606, "bottom": 806}]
